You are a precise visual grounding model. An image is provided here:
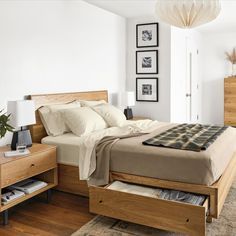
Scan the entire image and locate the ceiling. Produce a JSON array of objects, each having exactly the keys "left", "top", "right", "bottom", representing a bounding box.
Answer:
[
  {"left": 84, "top": 0, "right": 236, "bottom": 33},
  {"left": 85, "top": 0, "right": 156, "bottom": 18}
]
